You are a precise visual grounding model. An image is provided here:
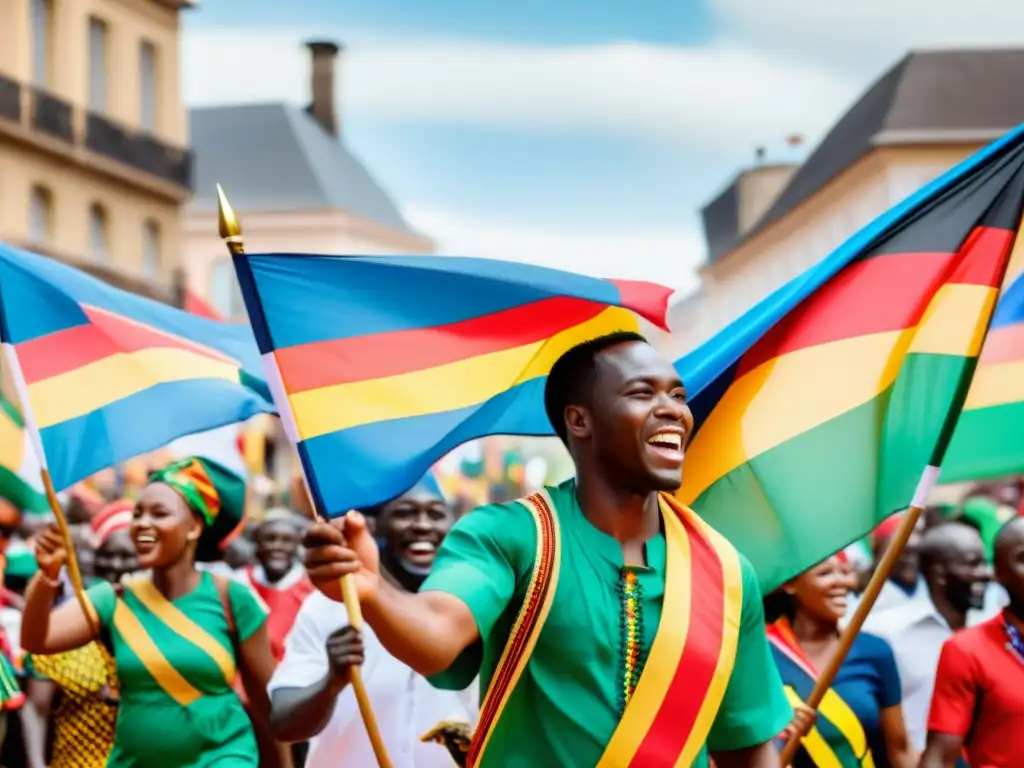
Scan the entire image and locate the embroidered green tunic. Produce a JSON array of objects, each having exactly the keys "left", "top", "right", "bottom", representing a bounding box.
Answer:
[
  {"left": 86, "top": 572, "right": 267, "bottom": 767},
  {"left": 423, "top": 479, "right": 792, "bottom": 767}
]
